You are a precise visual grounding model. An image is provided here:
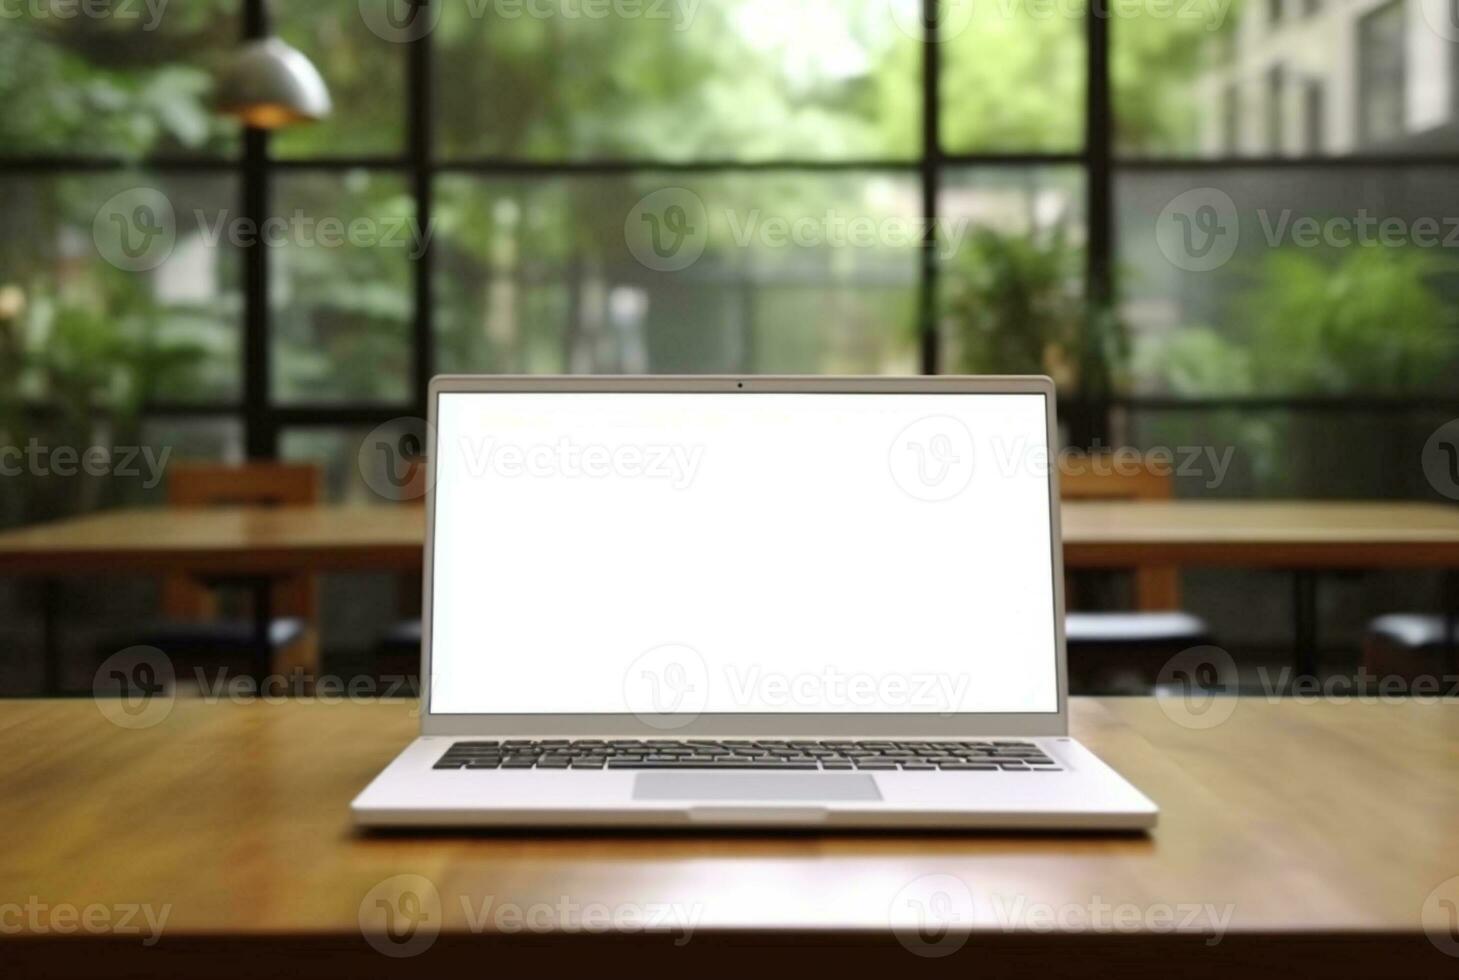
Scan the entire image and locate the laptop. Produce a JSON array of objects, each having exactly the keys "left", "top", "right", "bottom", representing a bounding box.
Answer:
[{"left": 352, "top": 375, "right": 1158, "bottom": 830}]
